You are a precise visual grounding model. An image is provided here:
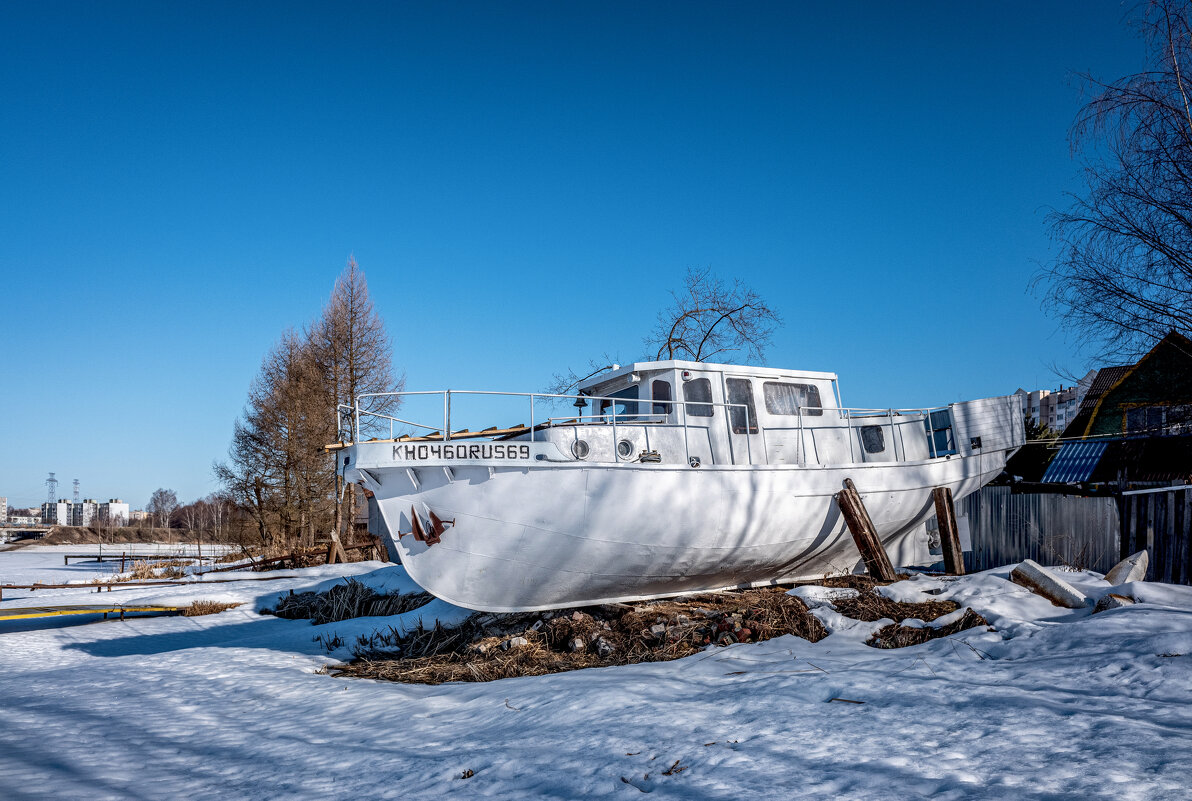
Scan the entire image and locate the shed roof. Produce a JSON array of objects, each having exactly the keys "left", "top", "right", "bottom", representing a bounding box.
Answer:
[{"left": 1041, "top": 441, "right": 1108, "bottom": 483}]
